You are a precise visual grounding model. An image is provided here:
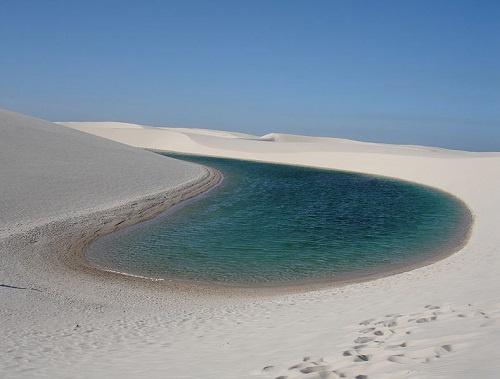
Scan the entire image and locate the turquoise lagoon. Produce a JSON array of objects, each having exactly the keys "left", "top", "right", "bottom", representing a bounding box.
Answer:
[{"left": 86, "top": 154, "right": 470, "bottom": 285}]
